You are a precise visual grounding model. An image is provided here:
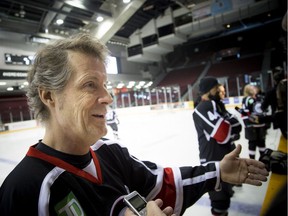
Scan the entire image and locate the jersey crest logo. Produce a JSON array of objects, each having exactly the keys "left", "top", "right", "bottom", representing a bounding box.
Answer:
[
  {"left": 208, "top": 111, "right": 217, "bottom": 121},
  {"left": 248, "top": 98, "right": 254, "bottom": 105},
  {"left": 254, "top": 102, "right": 263, "bottom": 114},
  {"left": 55, "top": 191, "right": 86, "bottom": 216}
]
